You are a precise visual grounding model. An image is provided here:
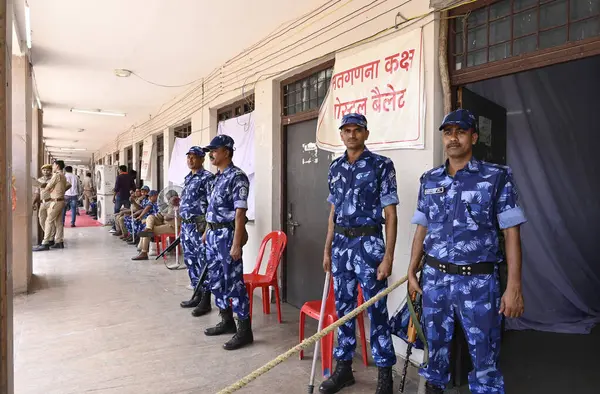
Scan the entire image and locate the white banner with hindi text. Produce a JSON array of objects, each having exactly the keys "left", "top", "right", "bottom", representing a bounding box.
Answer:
[{"left": 317, "top": 28, "right": 425, "bottom": 152}]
